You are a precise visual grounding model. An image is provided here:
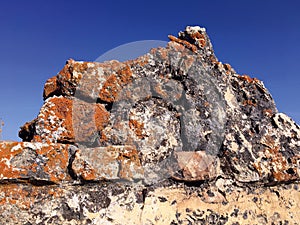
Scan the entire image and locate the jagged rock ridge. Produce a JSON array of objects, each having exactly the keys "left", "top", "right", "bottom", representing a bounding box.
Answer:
[{"left": 0, "top": 26, "right": 299, "bottom": 224}]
